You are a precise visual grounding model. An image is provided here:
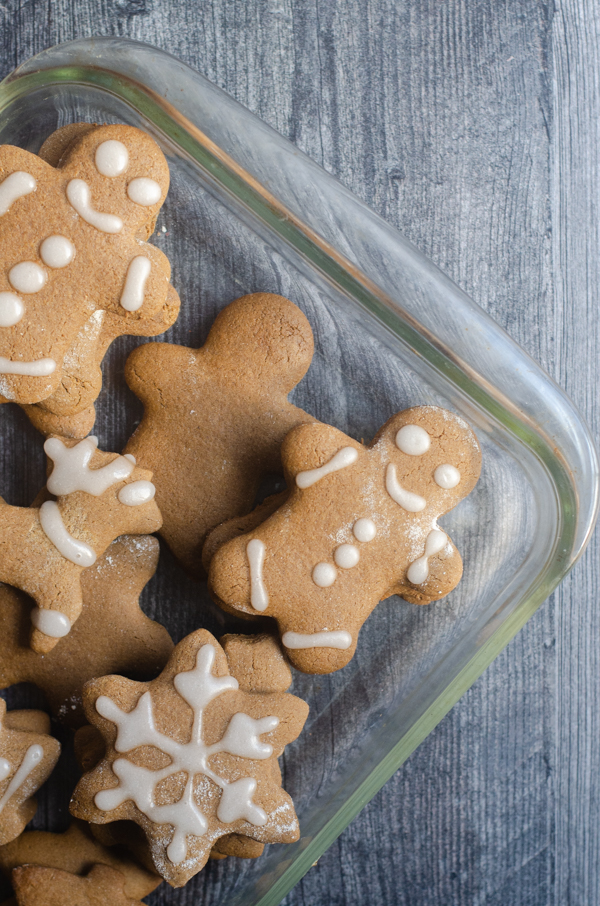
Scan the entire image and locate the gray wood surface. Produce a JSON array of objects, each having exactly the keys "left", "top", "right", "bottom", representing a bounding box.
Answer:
[{"left": 0, "top": 1, "right": 598, "bottom": 904}]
